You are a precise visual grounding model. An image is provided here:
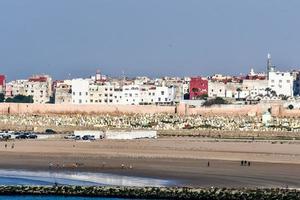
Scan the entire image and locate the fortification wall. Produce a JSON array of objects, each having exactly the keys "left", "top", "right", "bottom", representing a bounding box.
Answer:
[
  {"left": 0, "top": 103, "right": 175, "bottom": 115},
  {"left": 0, "top": 102, "right": 298, "bottom": 117},
  {"left": 176, "top": 103, "right": 263, "bottom": 116}
]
